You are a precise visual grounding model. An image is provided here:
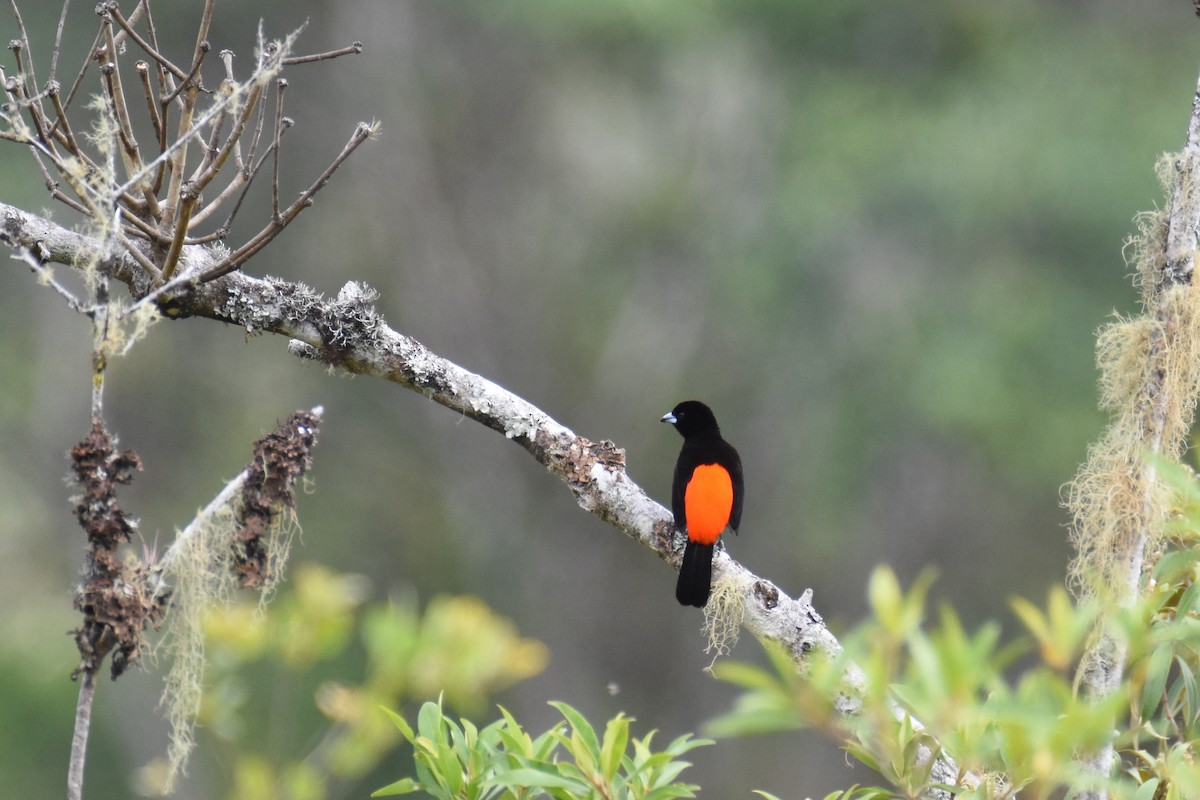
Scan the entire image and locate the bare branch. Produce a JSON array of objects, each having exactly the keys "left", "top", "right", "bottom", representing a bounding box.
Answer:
[
  {"left": 114, "top": 48, "right": 278, "bottom": 202},
  {"left": 5, "top": 54, "right": 53, "bottom": 151},
  {"left": 134, "top": 61, "right": 163, "bottom": 145},
  {"left": 188, "top": 0, "right": 216, "bottom": 82},
  {"left": 161, "top": 40, "right": 208, "bottom": 107},
  {"left": 49, "top": 0, "right": 72, "bottom": 82},
  {"left": 189, "top": 133, "right": 277, "bottom": 231},
  {"left": 281, "top": 41, "right": 363, "bottom": 65},
  {"left": 98, "top": 19, "right": 147, "bottom": 184},
  {"left": 117, "top": 228, "right": 163, "bottom": 281},
  {"left": 199, "top": 120, "right": 375, "bottom": 282},
  {"left": 44, "top": 22, "right": 104, "bottom": 141},
  {"left": 7, "top": 0, "right": 38, "bottom": 99},
  {"left": 270, "top": 78, "right": 287, "bottom": 221},
  {"left": 67, "top": 670, "right": 95, "bottom": 800},
  {"left": 106, "top": 0, "right": 146, "bottom": 51},
  {"left": 46, "top": 82, "right": 80, "bottom": 154},
  {"left": 158, "top": 183, "right": 196, "bottom": 280},
  {"left": 187, "top": 77, "right": 267, "bottom": 195},
  {"left": 106, "top": 2, "right": 189, "bottom": 82}
]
